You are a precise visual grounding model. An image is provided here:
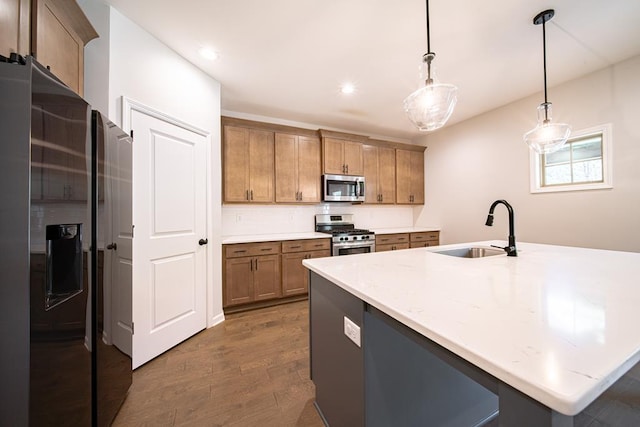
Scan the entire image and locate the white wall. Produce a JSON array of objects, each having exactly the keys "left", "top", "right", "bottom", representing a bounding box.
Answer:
[
  {"left": 79, "top": 2, "right": 224, "bottom": 327},
  {"left": 415, "top": 55, "right": 640, "bottom": 252}
]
